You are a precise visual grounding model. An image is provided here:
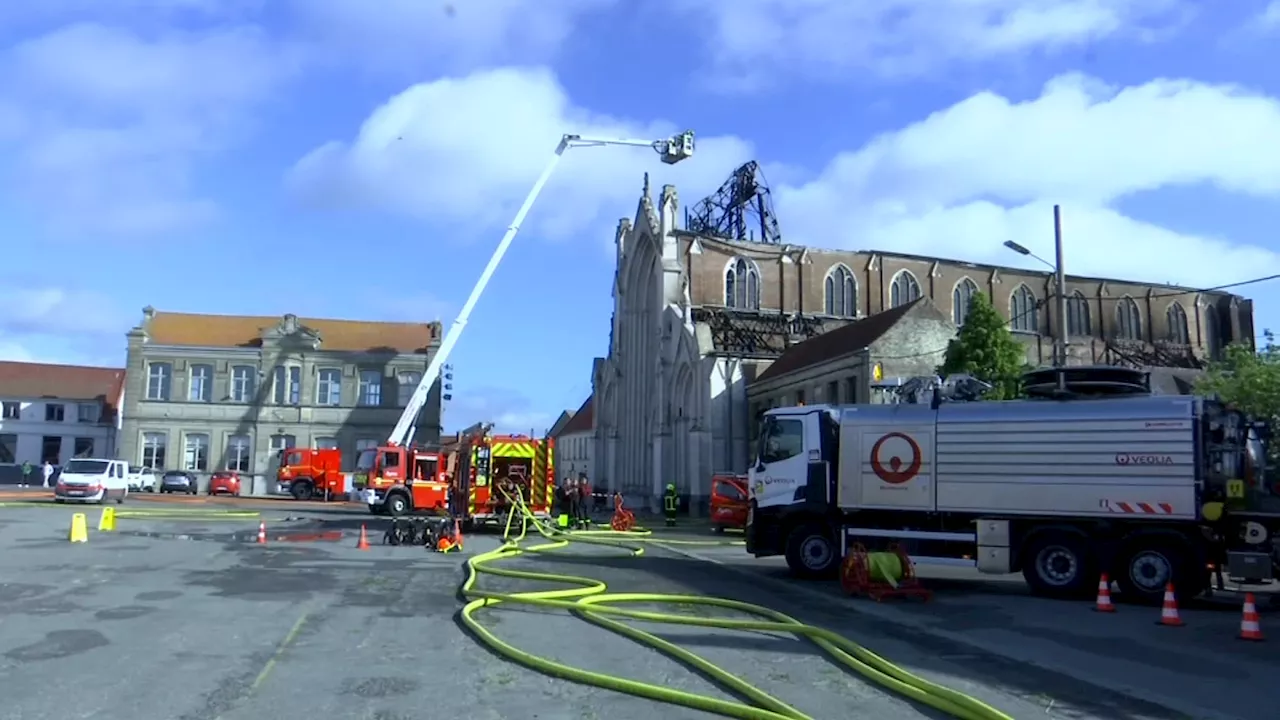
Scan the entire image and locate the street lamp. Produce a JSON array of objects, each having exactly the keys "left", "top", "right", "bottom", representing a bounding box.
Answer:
[
  {"left": 389, "top": 131, "right": 697, "bottom": 443},
  {"left": 1002, "top": 205, "right": 1069, "bottom": 378}
]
